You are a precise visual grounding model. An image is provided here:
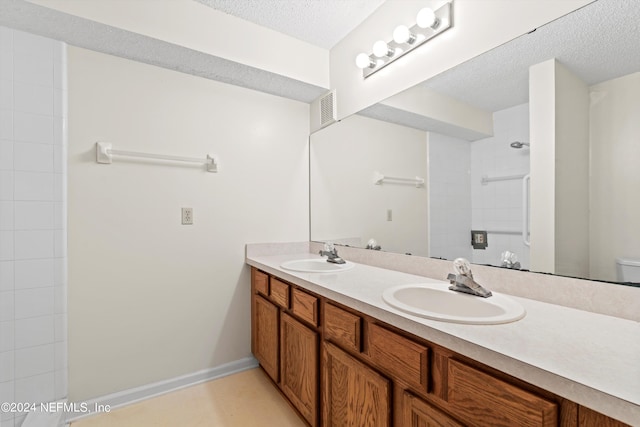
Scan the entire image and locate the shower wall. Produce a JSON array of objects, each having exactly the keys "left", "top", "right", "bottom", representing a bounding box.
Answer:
[
  {"left": 470, "top": 103, "right": 530, "bottom": 268},
  {"left": 0, "top": 27, "right": 67, "bottom": 427}
]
